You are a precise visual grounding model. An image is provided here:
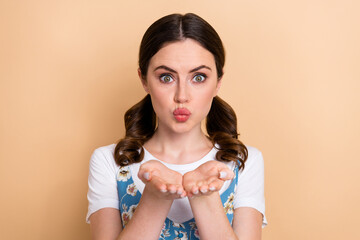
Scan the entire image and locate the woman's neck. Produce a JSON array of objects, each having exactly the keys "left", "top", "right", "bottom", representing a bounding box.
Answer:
[{"left": 143, "top": 127, "right": 213, "bottom": 164}]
